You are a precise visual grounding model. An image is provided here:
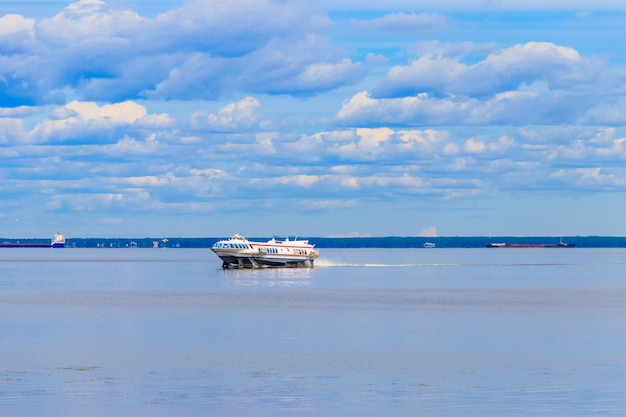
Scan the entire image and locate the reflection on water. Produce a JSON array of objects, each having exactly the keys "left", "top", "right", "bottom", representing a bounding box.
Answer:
[
  {"left": 221, "top": 266, "right": 314, "bottom": 287},
  {"left": 1, "top": 248, "right": 626, "bottom": 416}
]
